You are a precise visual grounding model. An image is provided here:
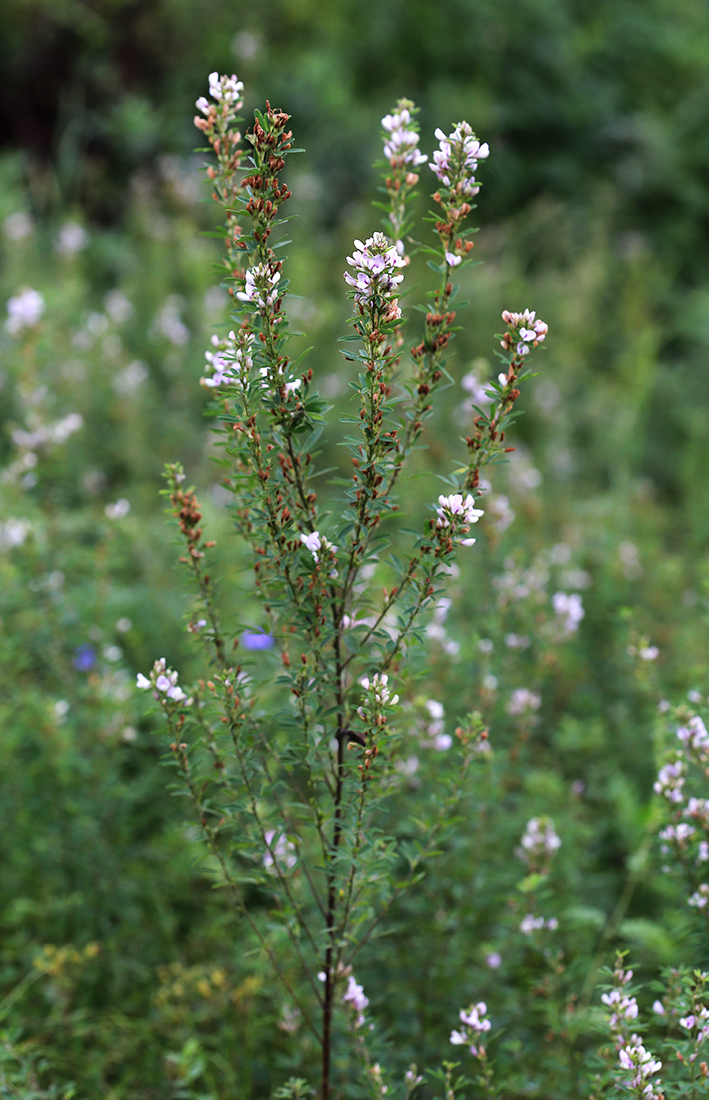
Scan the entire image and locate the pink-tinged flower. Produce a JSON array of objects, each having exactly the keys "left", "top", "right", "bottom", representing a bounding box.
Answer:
[
  {"left": 517, "top": 816, "right": 560, "bottom": 865},
  {"left": 551, "top": 591, "right": 584, "bottom": 635},
  {"left": 435, "top": 493, "right": 484, "bottom": 545},
  {"left": 381, "top": 106, "right": 427, "bottom": 167},
  {"left": 507, "top": 688, "right": 541, "bottom": 716},
  {"left": 201, "top": 330, "right": 254, "bottom": 389},
  {"left": 501, "top": 309, "right": 548, "bottom": 355},
  {"left": 344, "top": 232, "right": 406, "bottom": 313},
  {"left": 653, "top": 758, "right": 685, "bottom": 803},
  {"left": 445, "top": 251, "right": 462, "bottom": 267},
  {"left": 688, "top": 884, "right": 709, "bottom": 909},
  {"left": 677, "top": 715, "right": 709, "bottom": 754},
  {"left": 6, "top": 288, "right": 45, "bottom": 335},
  {"left": 342, "top": 974, "right": 369, "bottom": 1028},
  {"left": 300, "top": 531, "right": 321, "bottom": 557},
  {"left": 450, "top": 1001, "right": 491, "bottom": 1057},
  {"left": 430, "top": 122, "right": 489, "bottom": 197},
  {"left": 137, "top": 658, "right": 191, "bottom": 705},
  {"left": 236, "top": 264, "right": 281, "bottom": 310},
  {"left": 617, "top": 1042, "right": 662, "bottom": 1095},
  {"left": 601, "top": 990, "right": 639, "bottom": 1028},
  {"left": 263, "top": 830, "right": 297, "bottom": 871},
  {"left": 659, "top": 822, "right": 695, "bottom": 845},
  {"left": 299, "top": 530, "right": 337, "bottom": 563}
]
